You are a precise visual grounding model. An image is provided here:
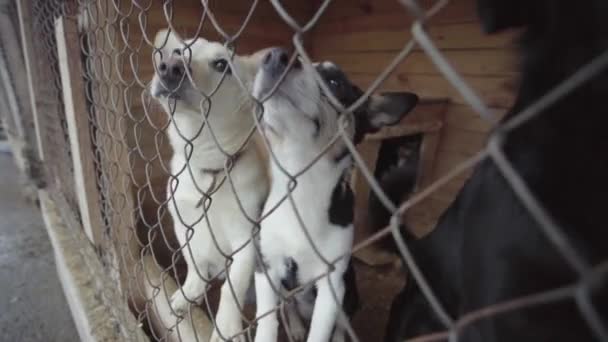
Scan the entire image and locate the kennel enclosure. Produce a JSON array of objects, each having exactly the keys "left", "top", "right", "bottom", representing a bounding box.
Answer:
[{"left": 8, "top": 0, "right": 525, "bottom": 341}]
